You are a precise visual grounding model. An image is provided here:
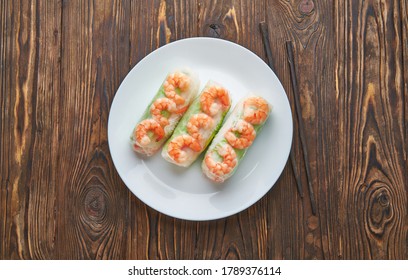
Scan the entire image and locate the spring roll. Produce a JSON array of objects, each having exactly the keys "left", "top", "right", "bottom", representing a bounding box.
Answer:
[
  {"left": 130, "top": 68, "right": 199, "bottom": 156},
  {"left": 202, "top": 95, "right": 271, "bottom": 183}
]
